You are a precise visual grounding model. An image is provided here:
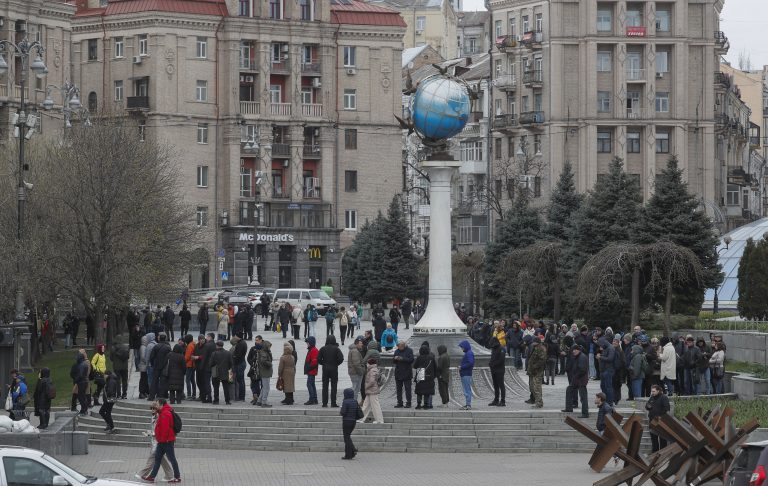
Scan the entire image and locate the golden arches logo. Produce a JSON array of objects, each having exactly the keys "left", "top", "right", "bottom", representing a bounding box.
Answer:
[{"left": 308, "top": 247, "right": 322, "bottom": 259}]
